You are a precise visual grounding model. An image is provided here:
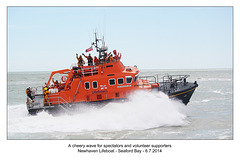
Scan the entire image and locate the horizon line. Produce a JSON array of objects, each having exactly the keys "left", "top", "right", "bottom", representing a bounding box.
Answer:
[{"left": 7, "top": 67, "right": 233, "bottom": 73}]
